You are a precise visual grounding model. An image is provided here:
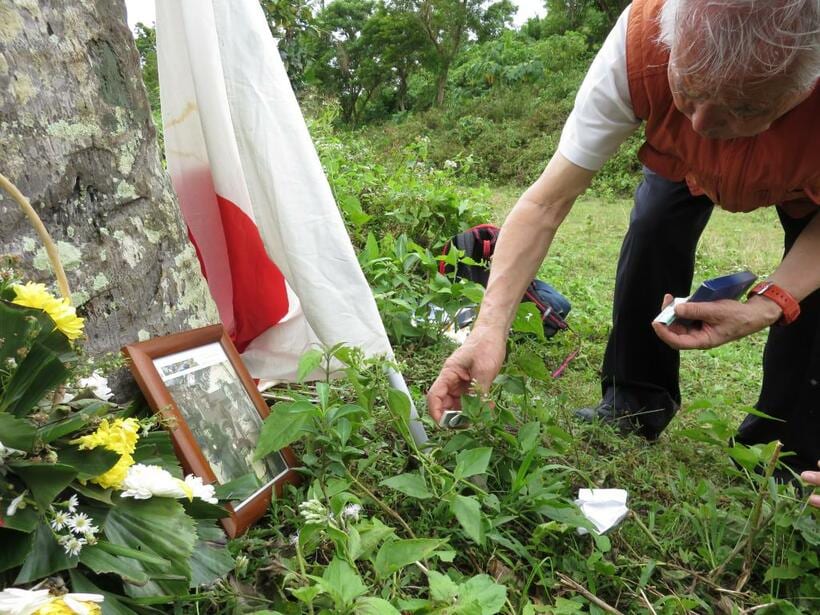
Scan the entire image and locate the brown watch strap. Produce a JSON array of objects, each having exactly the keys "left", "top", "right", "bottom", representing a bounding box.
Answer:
[{"left": 747, "top": 281, "right": 801, "bottom": 325}]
